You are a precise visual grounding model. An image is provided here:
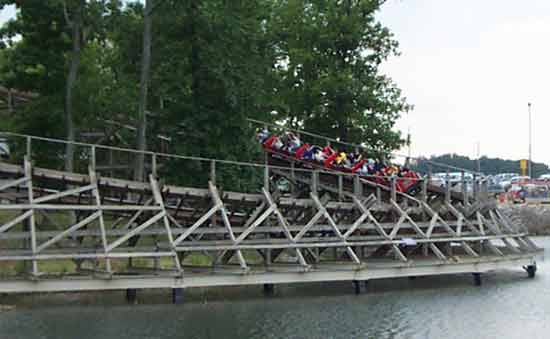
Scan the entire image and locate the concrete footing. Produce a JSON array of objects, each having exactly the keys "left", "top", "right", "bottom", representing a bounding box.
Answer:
[
  {"left": 172, "top": 288, "right": 184, "bottom": 304},
  {"left": 353, "top": 280, "right": 361, "bottom": 294},
  {"left": 263, "top": 283, "right": 275, "bottom": 296},
  {"left": 472, "top": 273, "right": 482, "bottom": 286},
  {"left": 126, "top": 288, "right": 137, "bottom": 303}
]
